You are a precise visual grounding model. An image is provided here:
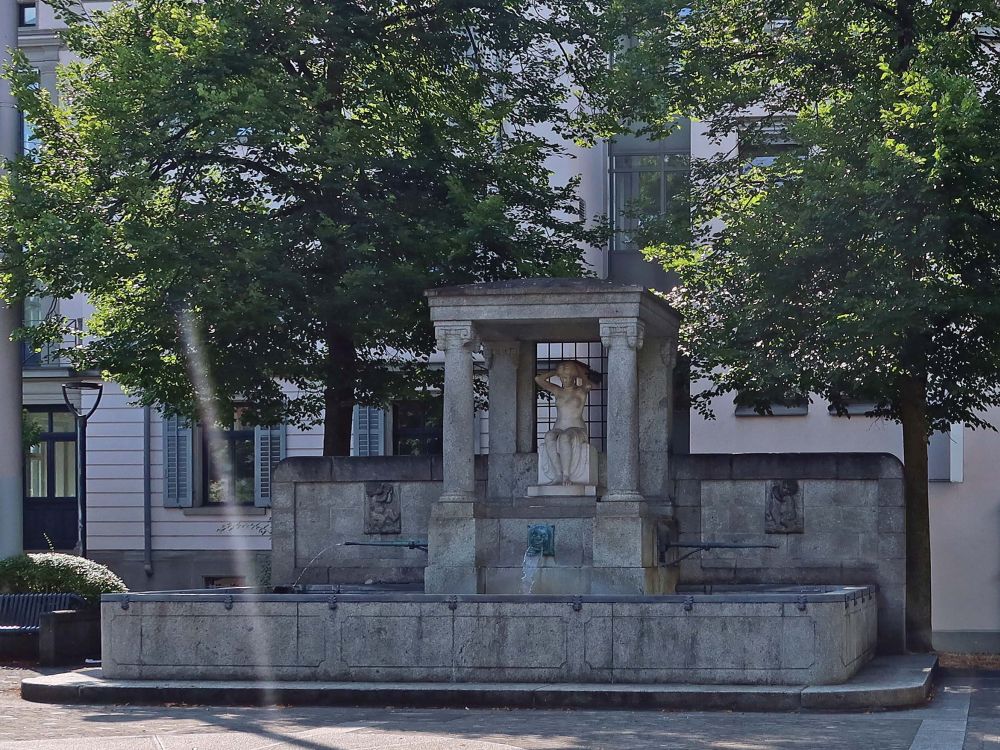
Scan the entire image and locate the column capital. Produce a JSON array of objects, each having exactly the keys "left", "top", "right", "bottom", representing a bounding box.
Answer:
[
  {"left": 600, "top": 318, "right": 645, "bottom": 351},
  {"left": 481, "top": 340, "right": 520, "bottom": 370},
  {"left": 435, "top": 322, "right": 479, "bottom": 353}
]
